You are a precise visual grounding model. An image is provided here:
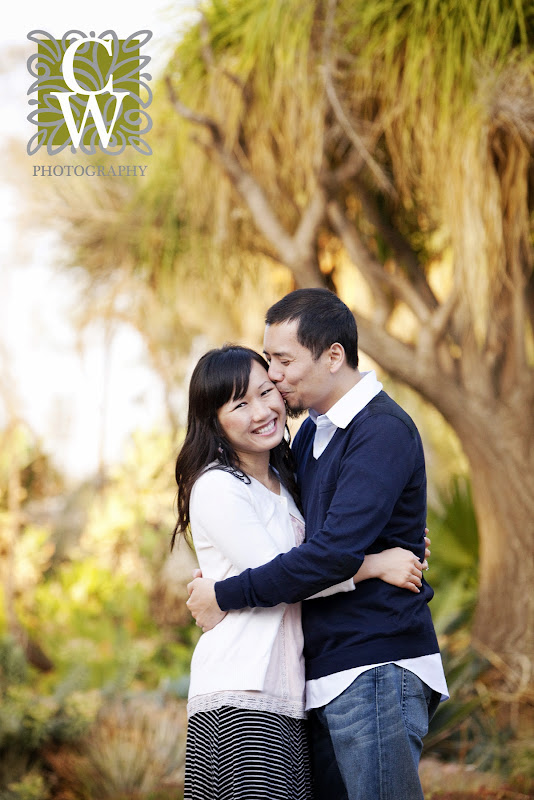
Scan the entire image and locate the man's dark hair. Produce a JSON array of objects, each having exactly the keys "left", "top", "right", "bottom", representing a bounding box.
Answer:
[{"left": 265, "top": 288, "right": 359, "bottom": 368}]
